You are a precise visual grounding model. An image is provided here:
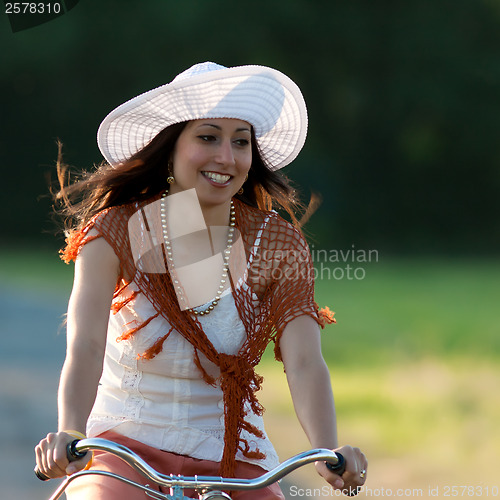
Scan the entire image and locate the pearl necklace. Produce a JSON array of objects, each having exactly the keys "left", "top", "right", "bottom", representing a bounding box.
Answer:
[{"left": 160, "top": 192, "right": 236, "bottom": 316}]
